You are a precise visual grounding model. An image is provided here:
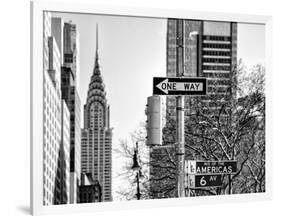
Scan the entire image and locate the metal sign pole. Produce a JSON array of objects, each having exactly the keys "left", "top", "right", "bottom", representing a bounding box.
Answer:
[
  {"left": 176, "top": 19, "right": 185, "bottom": 198},
  {"left": 176, "top": 96, "right": 185, "bottom": 197}
]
